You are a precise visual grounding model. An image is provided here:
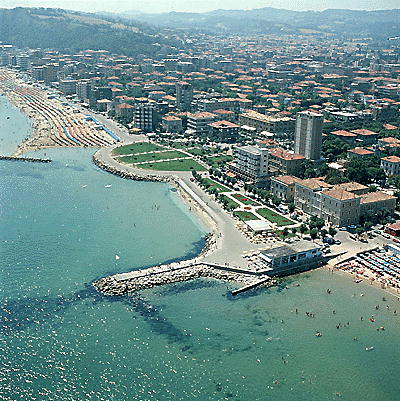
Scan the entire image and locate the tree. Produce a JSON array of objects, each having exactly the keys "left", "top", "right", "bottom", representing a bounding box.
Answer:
[
  {"left": 272, "top": 196, "right": 281, "bottom": 207},
  {"left": 310, "top": 228, "right": 318, "bottom": 240},
  {"left": 282, "top": 227, "right": 289, "bottom": 240},
  {"left": 300, "top": 224, "right": 307, "bottom": 236},
  {"left": 328, "top": 227, "right": 337, "bottom": 237},
  {"left": 292, "top": 227, "right": 298, "bottom": 235},
  {"left": 320, "top": 229, "right": 328, "bottom": 238},
  {"left": 288, "top": 203, "right": 295, "bottom": 213},
  {"left": 356, "top": 227, "right": 365, "bottom": 236},
  {"left": 315, "top": 218, "right": 325, "bottom": 230}
]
